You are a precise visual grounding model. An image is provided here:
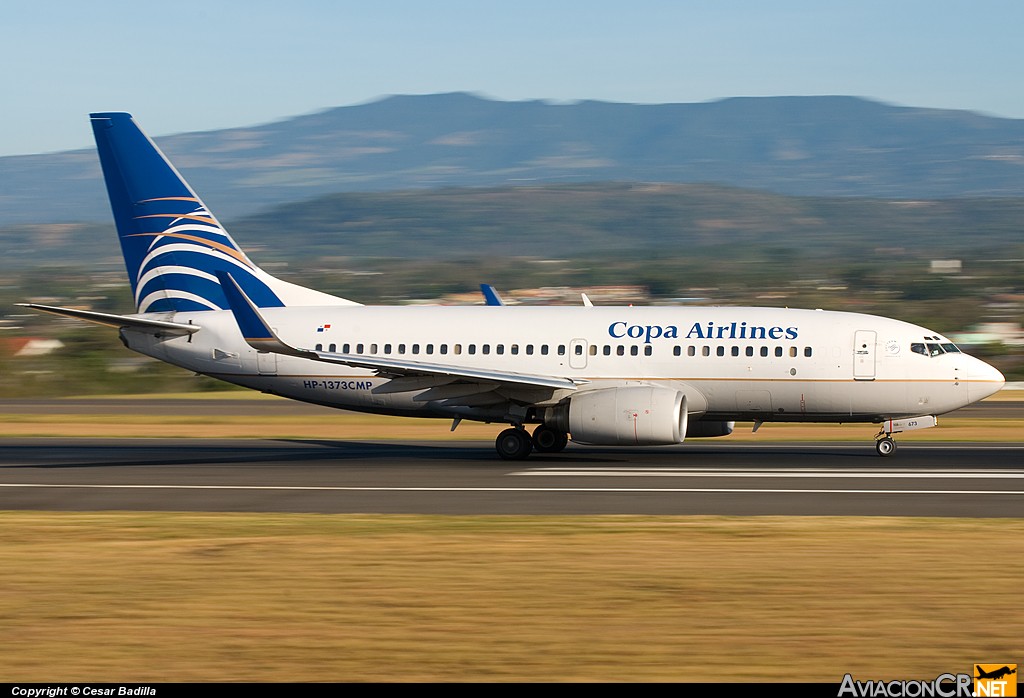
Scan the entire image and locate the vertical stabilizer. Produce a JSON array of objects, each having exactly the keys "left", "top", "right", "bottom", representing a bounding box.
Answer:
[{"left": 90, "top": 112, "right": 358, "bottom": 312}]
